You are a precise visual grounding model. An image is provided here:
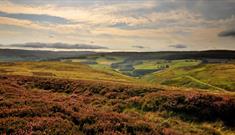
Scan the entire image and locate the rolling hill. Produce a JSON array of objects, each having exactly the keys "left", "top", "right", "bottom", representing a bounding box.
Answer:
[
  {"left": 0, "top": 61, "right": 135, "bottom": 83},
  {"left": 1, "top": 74, "right": 235, "bottom": 134}
]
